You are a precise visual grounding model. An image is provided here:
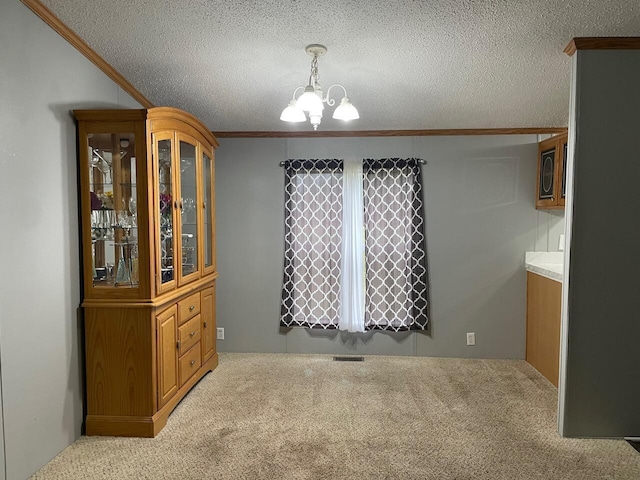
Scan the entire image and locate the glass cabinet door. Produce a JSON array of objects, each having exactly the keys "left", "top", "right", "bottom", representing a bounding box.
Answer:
[
  {"left": 155, "top": 134, "right": 176, "bottom": 292},
  {"left": 89, "top": 132, "right": 139, "bottom": 288},
  {"left": 538, "top": 147, "right": 556, "bottom": 201},
  {"left": 202, "top": 150, "right": 215, "bottom": 273},
  {"left": 177, "top": 138, "right": 199, "bottom": 284}
]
